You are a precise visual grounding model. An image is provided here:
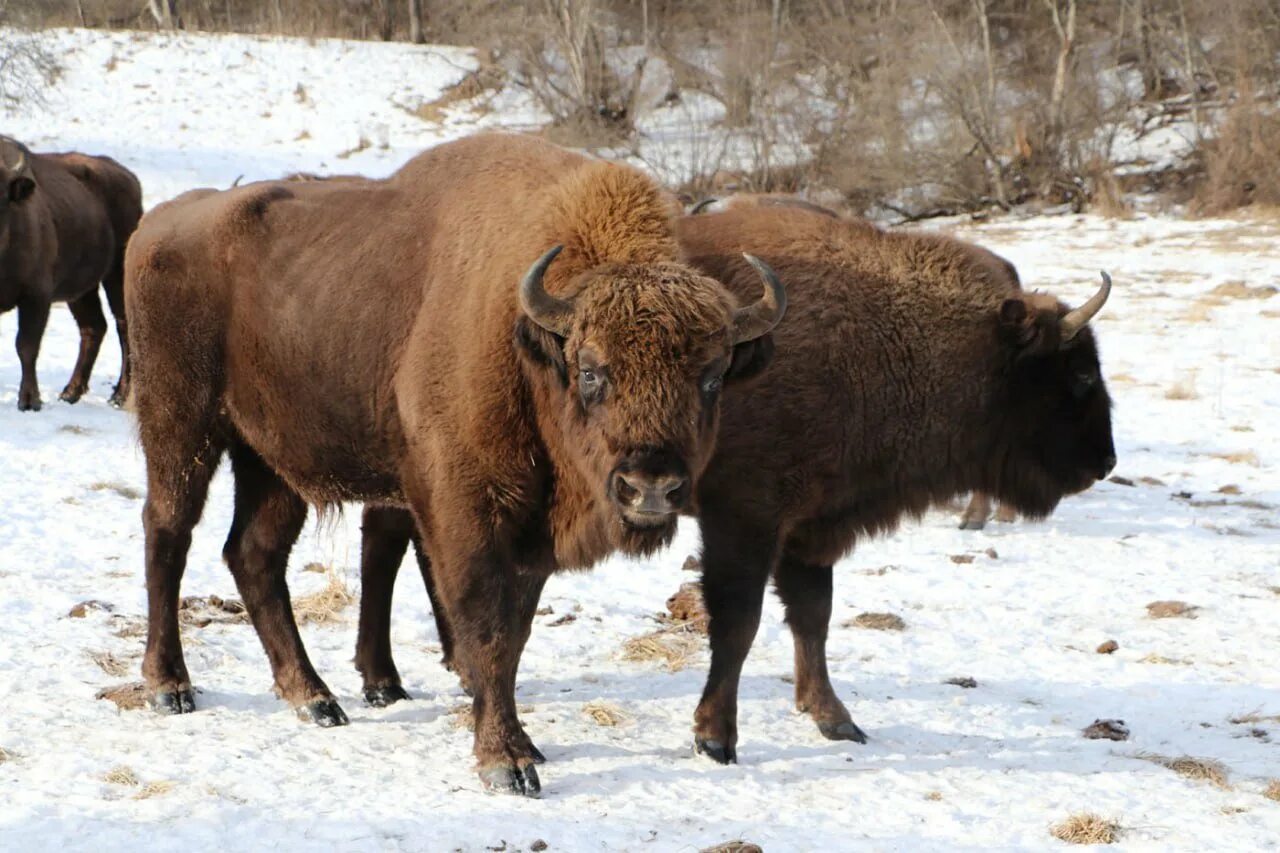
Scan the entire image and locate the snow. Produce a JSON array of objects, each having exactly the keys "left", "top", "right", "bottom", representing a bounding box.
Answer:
[{"left": 2, "top": 27, "right": 1280, "bottom": 852}]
